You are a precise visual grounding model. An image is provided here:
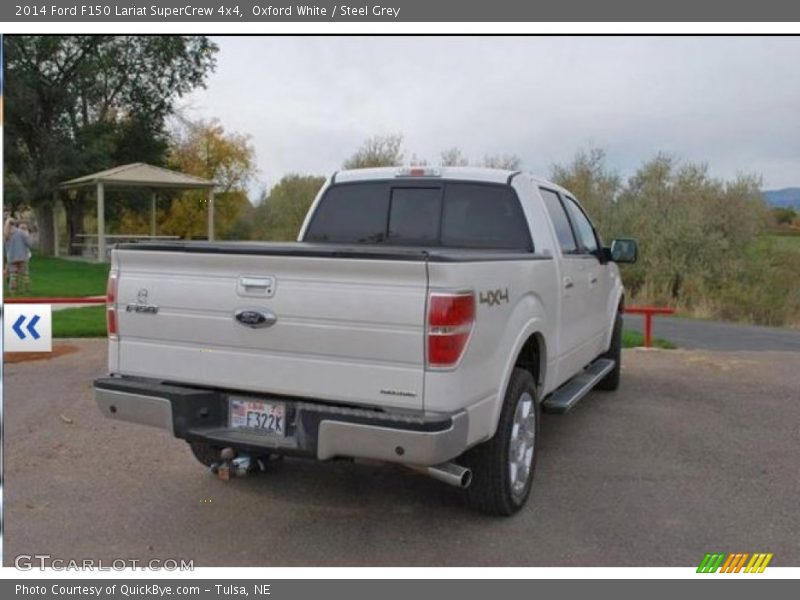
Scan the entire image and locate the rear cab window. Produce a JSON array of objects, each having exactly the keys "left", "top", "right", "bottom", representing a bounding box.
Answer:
[
  {"left": 301, "top": 182, "right": 388, "bottom": 243},
  {"left": 304, "top": 180, "right": 533, "bottom": 251},
  {"left": 388, "top": 187, "right": 441, "bottom": 244}
]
